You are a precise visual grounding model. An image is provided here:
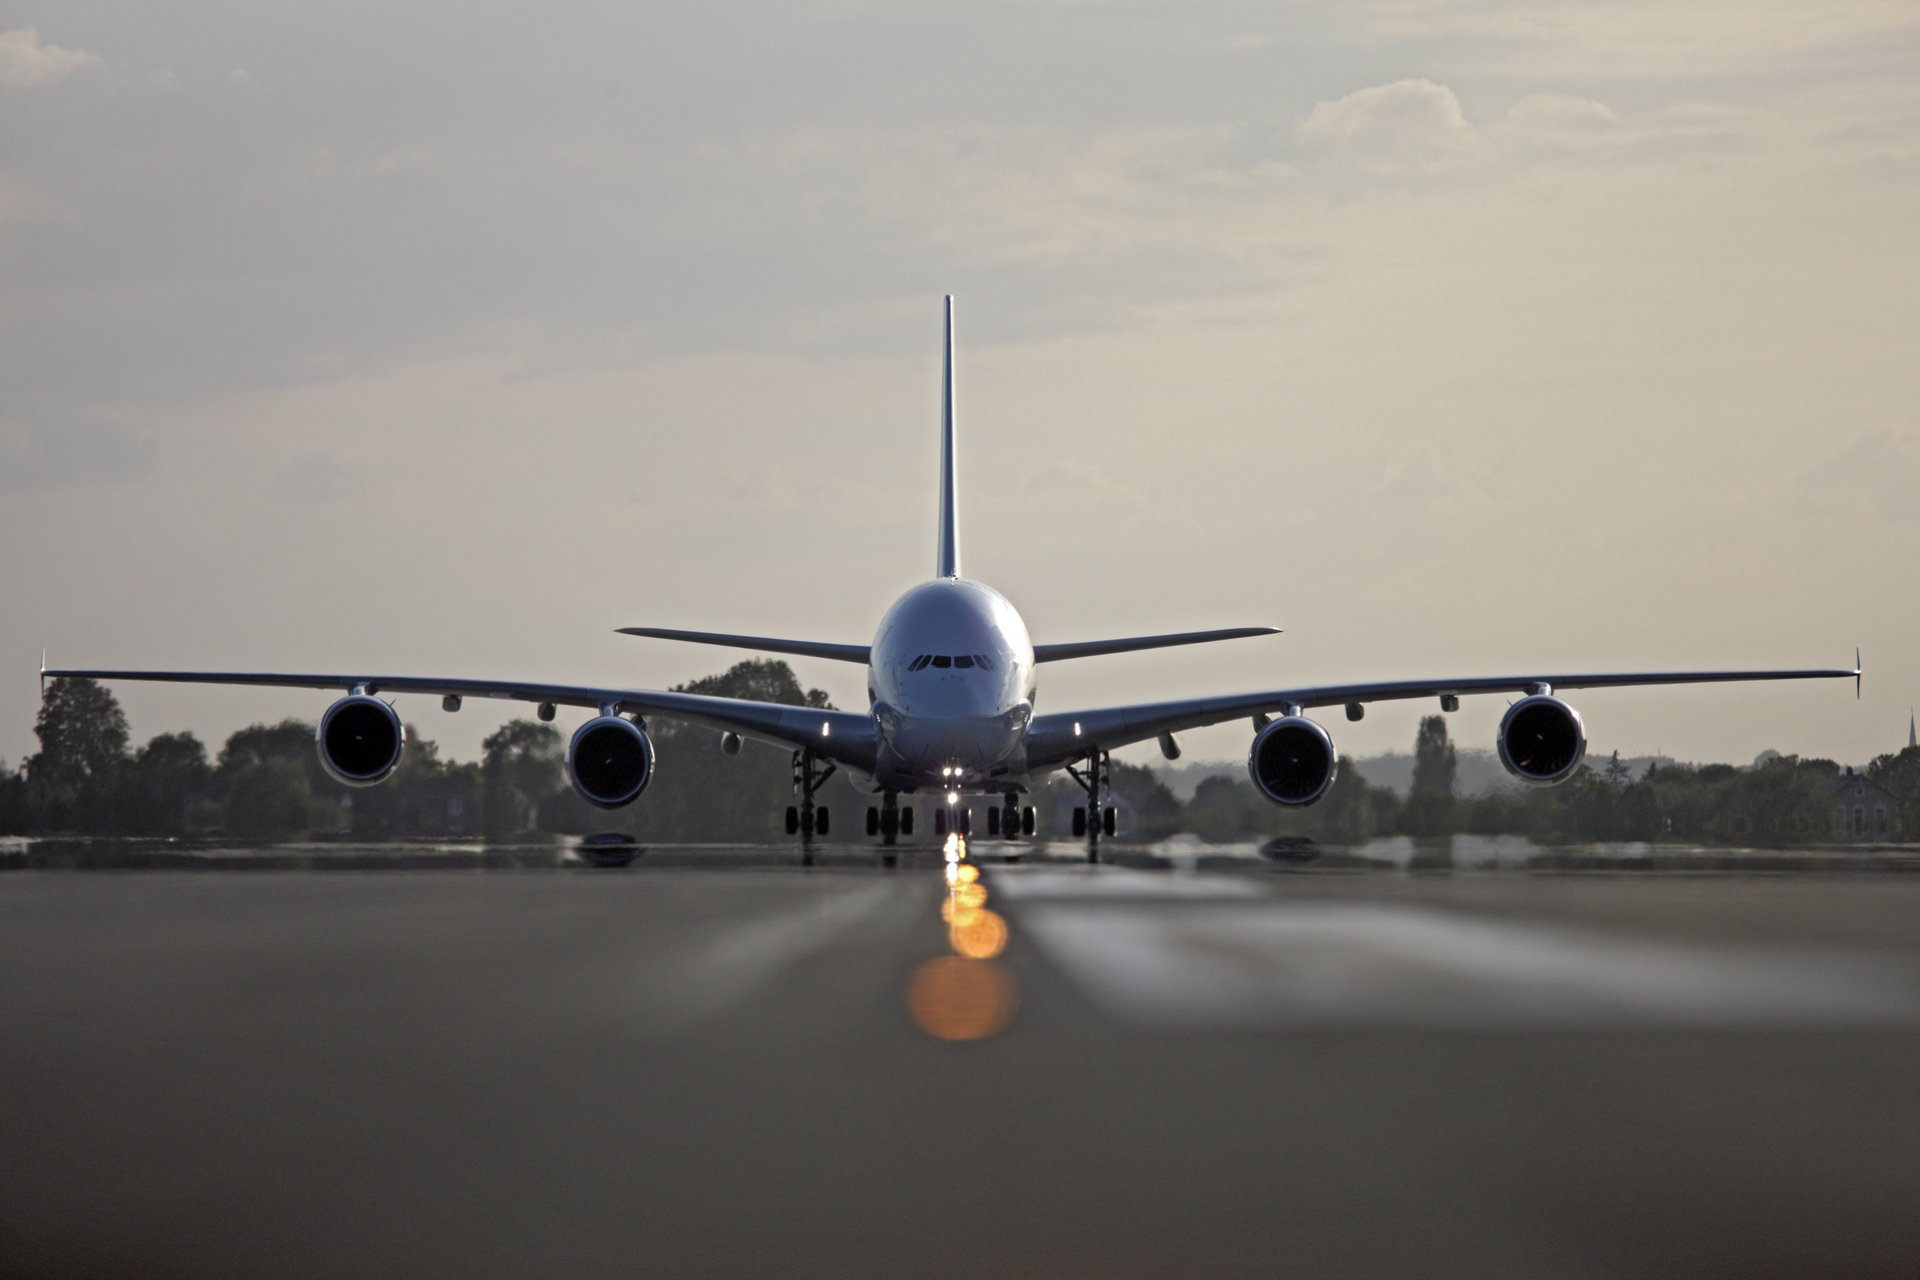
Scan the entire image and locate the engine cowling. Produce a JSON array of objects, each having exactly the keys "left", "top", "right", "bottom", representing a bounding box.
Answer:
[
  {"left": 567, "top": 716, "right": 655, "bottom": 809},
  {"left": 316, "top": 695, "right": 405, "bottom": 787},
  {"left": 1248, "top": 716, "right": 1338, "bottom": 807},
  {"left": 1497, "top": 695, "right": 1587, "bottom": 785}
]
